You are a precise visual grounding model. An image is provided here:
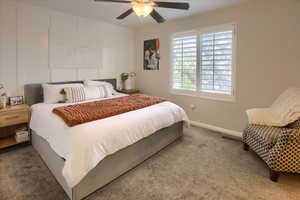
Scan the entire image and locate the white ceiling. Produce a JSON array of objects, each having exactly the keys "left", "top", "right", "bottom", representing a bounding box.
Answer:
[{"left": 14, "top": 0, "right": 250, "bottom": 27}]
